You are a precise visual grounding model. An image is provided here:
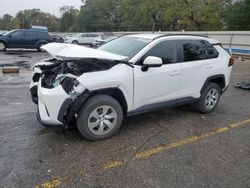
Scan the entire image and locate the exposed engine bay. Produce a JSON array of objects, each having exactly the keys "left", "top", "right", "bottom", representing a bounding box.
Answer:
[{"left": 36, "top": 58, "right": 120, "bottom": 90}]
